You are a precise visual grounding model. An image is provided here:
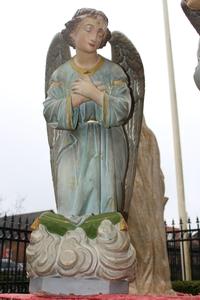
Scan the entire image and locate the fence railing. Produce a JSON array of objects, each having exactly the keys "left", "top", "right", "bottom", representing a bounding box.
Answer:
[
  {"left": 0, "top": 215, "right": 31, "bottom": 293},
  {"left": 165, "top": 217, "right": 200, "bottom": 281},
  {"left": 0, "top": 214, "right": 200, "bottom": 293}
]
